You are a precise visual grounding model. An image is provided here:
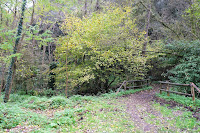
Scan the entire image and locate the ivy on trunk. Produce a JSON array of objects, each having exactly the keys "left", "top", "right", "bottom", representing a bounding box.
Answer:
[{"left": 4, "top": 0, "right": 27, "bottom": 103}]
